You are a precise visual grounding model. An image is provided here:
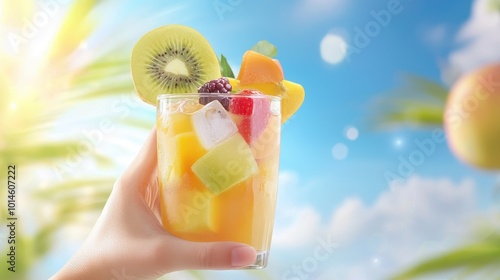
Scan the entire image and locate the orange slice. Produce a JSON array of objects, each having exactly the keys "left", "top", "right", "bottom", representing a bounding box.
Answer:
[{"left": 237, "top": 51, "right": 284, "bottom": 85}]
